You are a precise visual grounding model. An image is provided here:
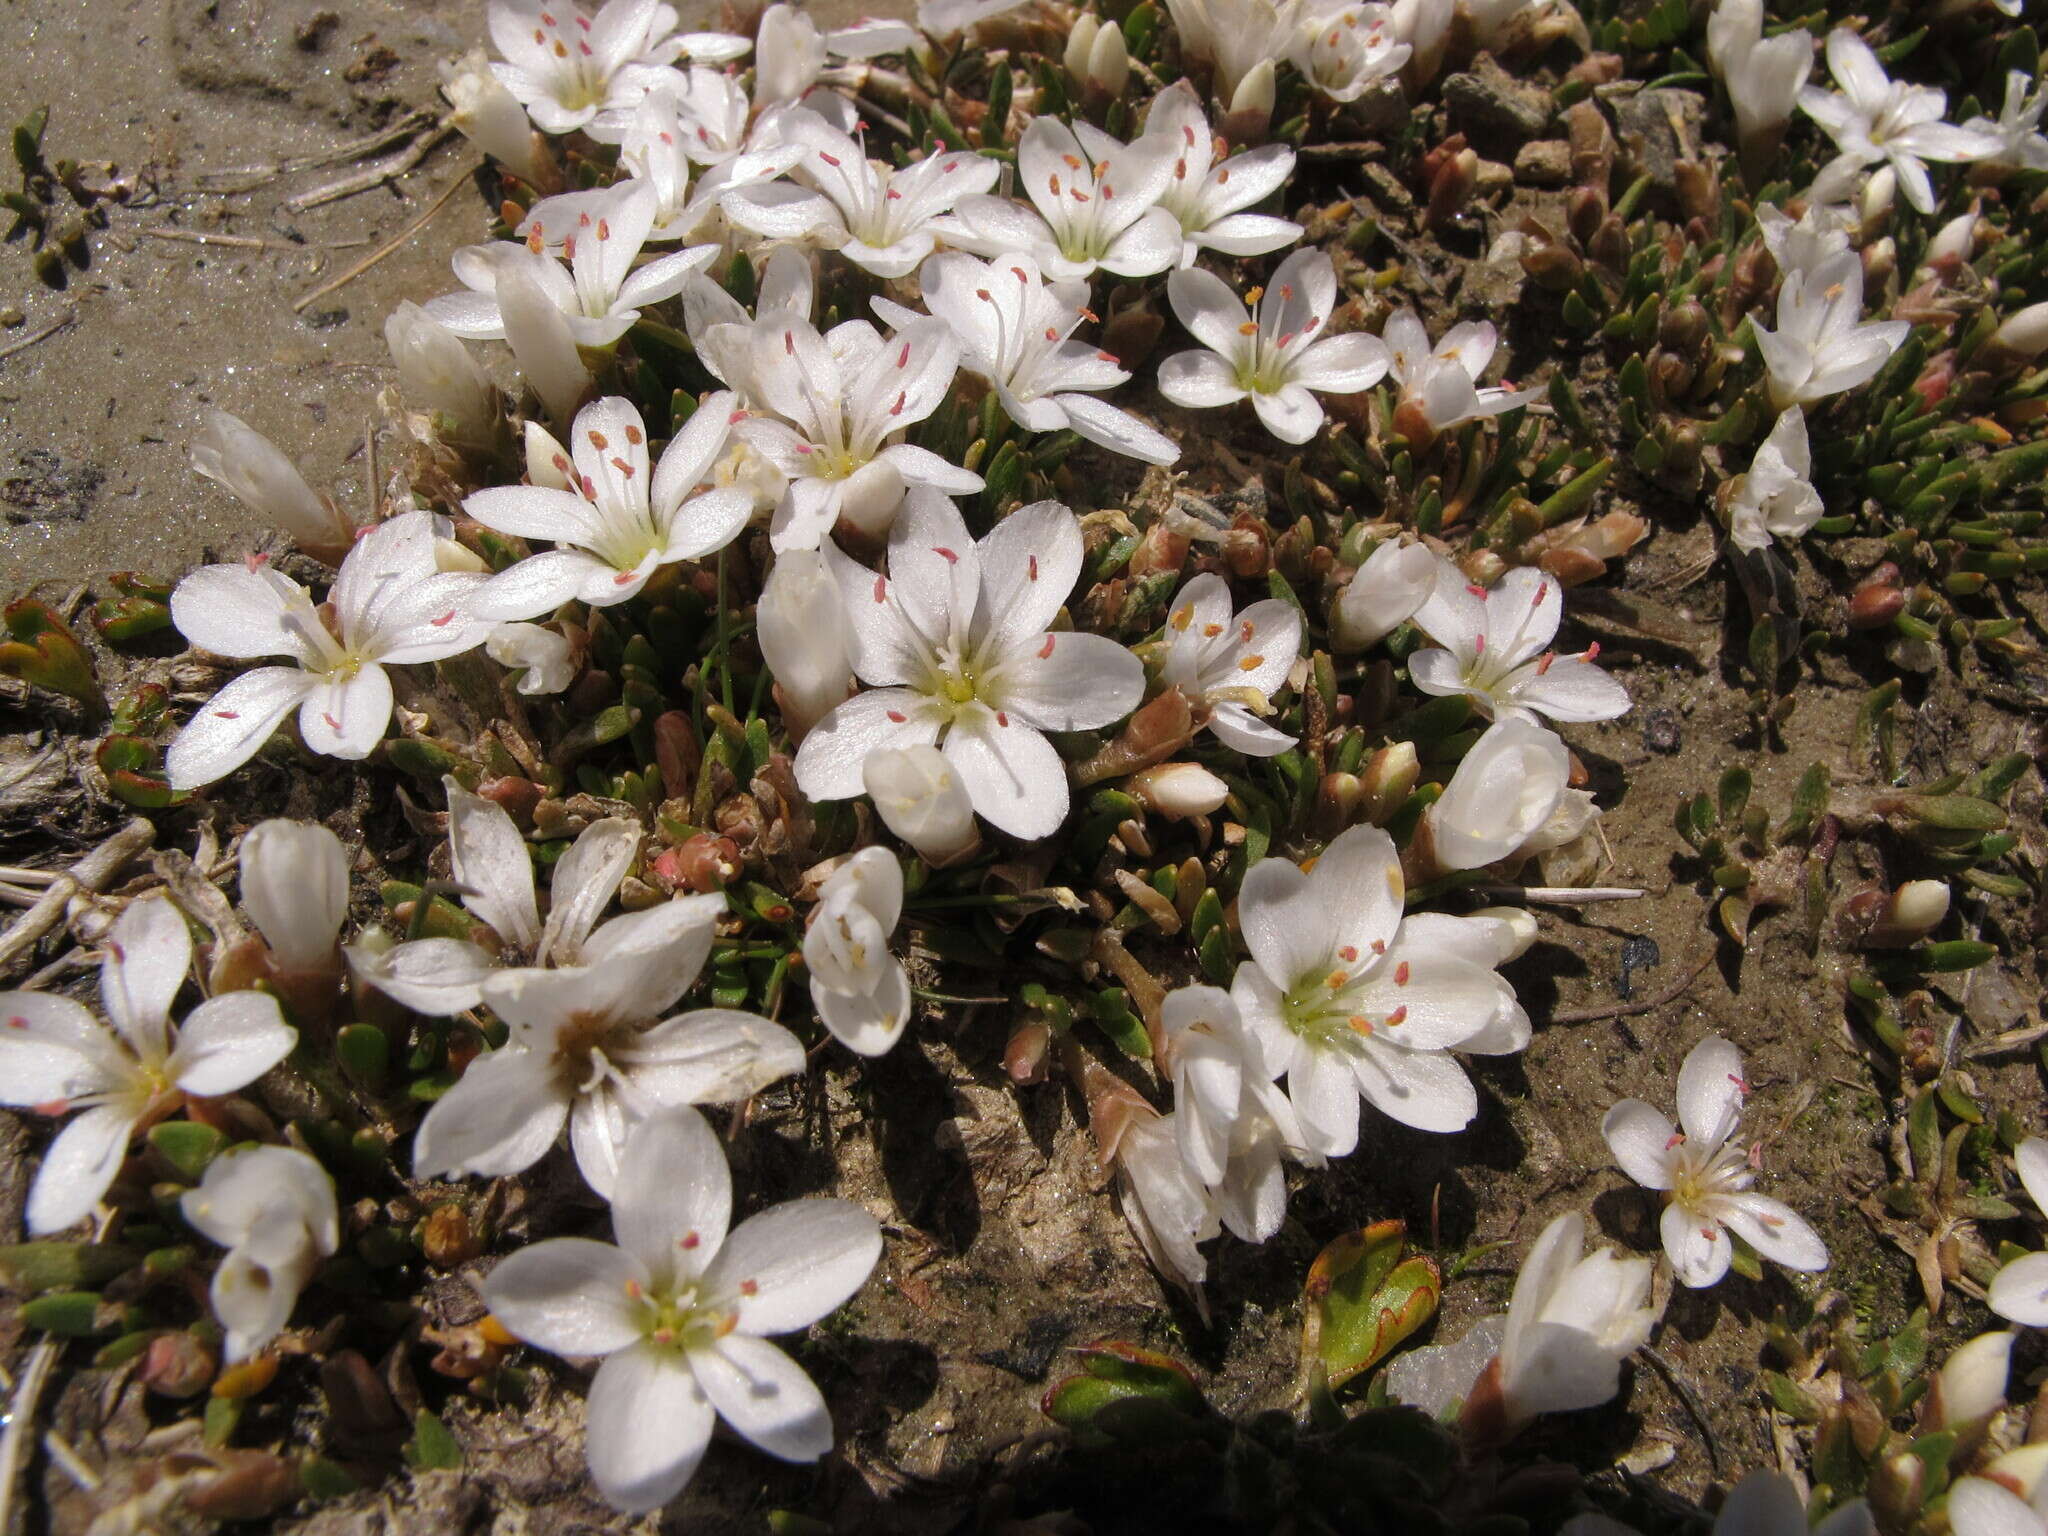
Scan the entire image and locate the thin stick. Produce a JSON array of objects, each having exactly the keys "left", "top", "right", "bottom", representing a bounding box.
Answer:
[
  {"left": 292, "top": 175, "right": 468, "bottom": 314},
  {"left": 0, "top": 885, "right": 42, "bottom": 909},
  {"left": 0, "top": 1340, "right": 59, "bottom": 1536},
  {"left": 0, "top": 819, "right": 155, "bottom": 975},
  {"left": 1549, "top": 948, "right": 1715, "bottom": 1025},
  {"left": 191, "top": 110, "right": 436, "bottom": 192},
  {"left": 285, "top": 124, "right": 456, "bottom": 212},
  {"left": 141, "top": 227, "right": 274, "bottom": 251},
  {"left": 0, "top": 866, "right": 62, "bottom": 885},
  {"left": 0, "top": 308, "right": 76, "bottom": 365},
  {"left": 1471, "top": 885, "right": 1648, "bottom": 905}
]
